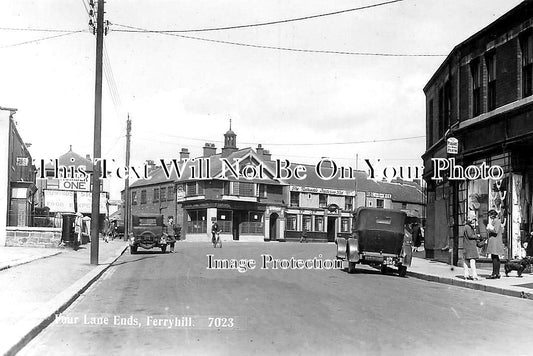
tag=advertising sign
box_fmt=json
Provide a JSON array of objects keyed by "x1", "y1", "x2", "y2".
[
  {"x1": 447, "y1": 137, "x2": 458, "y2": 154},
  {"x1": 77, "y1": 192, "x2": 107, "y2": 214},
  {"x1": 58, "y1": 176, "x2": 90, "y2": 191},
  {"x1": 44, "y1": 190, "x2": 75, "y2": 212}
]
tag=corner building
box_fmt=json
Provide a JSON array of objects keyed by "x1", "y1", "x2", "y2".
[{"x1": 423, "y1": 0, "x2": 533, "y2": 263}]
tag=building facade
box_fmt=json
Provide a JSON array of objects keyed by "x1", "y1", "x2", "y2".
[{"x1": 423, "y1": 0, "x2": 533, "y2": 263}]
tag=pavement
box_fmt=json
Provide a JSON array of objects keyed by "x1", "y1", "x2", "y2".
[
  {"x1": 0, "y1": 239, "x2": 128, "y2": 356},
  {"x1": 0, "y1": 240, "x2": 532, "y2": 355}
]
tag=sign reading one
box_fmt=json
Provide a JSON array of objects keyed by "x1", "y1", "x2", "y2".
[
  {"x1": 58, "y1": 177, "x2": 90, "y2": 191},
  {"x1": 447, "y1": 137, "x2": 458, "y2": 154}
]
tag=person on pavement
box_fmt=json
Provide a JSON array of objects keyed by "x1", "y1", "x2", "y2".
[
  {"x1": 211, "y1": 221, "x2": 221, "y2": 245},
  {"x1": 463, "y1": 217, "x2": 481, "y2": 280},
  {"x1": 300, "y1": 227, "x2": 308, "y2": 243},
  {"x1": 166, "y1": 216, "x2": 177, "y2": 253},
  {"x1": 485, "y1": 209, "x2": 504, "y2": 279}
]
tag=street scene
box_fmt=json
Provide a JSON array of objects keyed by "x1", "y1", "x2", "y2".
[{"x1": 2, "y1": 0, "x2": 533, "y2": 355}]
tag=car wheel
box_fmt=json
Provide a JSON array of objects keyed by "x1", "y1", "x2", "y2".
[
  {"x1": 381, "y1": 264, "x2": 388, "y2": 274},
  {"x1": 398, "y1": 265, "x2": 407, "y2": 277},
  {"x1": 130, "y1": 246, "x2": 137, "y2": 254},
  {"x1": 161, "y1": 245, "x2": 167, "y2": 253},
  {"x1": 348, "y1": 261, "x2": 356, "y2": 274}
]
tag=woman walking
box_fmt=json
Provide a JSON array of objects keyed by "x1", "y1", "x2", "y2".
[
  {"x1": 485, "y1": 210, "x2": 504, "y2": 279},
  {"x1": 463, "y1": 217, "x2": 481, "y2": 280}
]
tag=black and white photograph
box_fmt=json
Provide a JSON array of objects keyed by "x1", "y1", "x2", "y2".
[{"x1": 2, "y1": 0, "x2": 533, "y2": 355}]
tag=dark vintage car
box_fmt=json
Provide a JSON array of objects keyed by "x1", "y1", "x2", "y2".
[
  {"x1": 129, "y1": 214, "x2": 168, "y2": 254},
  {"x1": 335, "y1": 207, "x2": 412, "y2": 277}
]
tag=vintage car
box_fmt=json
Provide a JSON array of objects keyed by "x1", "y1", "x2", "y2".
[
  {"x1": 335, "y1": 207, "x2": 412, "y2": 277},
  {"x1": 129, "y1": 214, "x2": 168, "y2": 254}
]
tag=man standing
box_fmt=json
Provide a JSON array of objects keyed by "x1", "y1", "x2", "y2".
[{"x1": 167, "y1": 216, "x2": 177, "y2": 253}]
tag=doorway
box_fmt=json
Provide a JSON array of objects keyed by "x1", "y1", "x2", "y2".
[
  {"x1": 327, "y1": 217, "x2": 337, "y2": 242},
  {"x1": 269, "y1": 213, "x2": 279, "y2": 241}
]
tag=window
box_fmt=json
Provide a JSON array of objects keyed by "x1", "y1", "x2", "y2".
[
  {"x1": 258, "y1": 184, "x2": 267, "y2": 198},
  {"x1": 187, "y1": 209, "x2": 207, "y2": 233},
  {"x1": 186, "y1": 182, "x2": 197, "y2": 196},
  {"x1": 319, "y1": 194, "x2": 327, "y2": 208},
  {"x1": 140, "y1": 190, "x2": 147, "y2": 204},
  {"x1": 160, "y1": 187, "x2": 166, "y2": 202},
  {"x1": 286, "y1": 214, "x2": 297, "y2": 230},
  {"x1": 471, "y1": 59, "x2": 482, "y2": 117},
  {"x1": 345, "y1": 197, "x2": 353, "y2": 211},
  {"x1": 290, "y1": 191, "x2": 299, "y2": 207},
  {"x1": 376, "y1": 199, "x2": 384, "y2": 208},
  {"x1": 315, "y1": 216, "x2": 324, "y2": 232},
  {"x1": 401, "y1": 202, "x2": 408, "y2": 209},
  {"x1": 217, "y1": 209, "x2": 233, "y2": 233},
  {"x1": 167, "y1": 186, "x2": 174, "y2": 201},
  {"x1": 223, "y1": 181, "x2": 231, "y2": 195},
  {"x1": 341, "y1": 218, "x2": 350, "y2": 232},
  {"x1": 521, "y1": 33, "x2": 533, "y2": 97},
  {"x1": 153, "y1": 188, "x2": 159, "y2": 203},
  {"x1": 303, "y1": 215, "x2": 312, "y2": 231},
  {"x1": 240, "y1": 211, "x2": 264, "y2": 234},
  {"x1": 240, "y1": 182, "x2": 254, "y2": 197},
  {"x1": 131, "y1": 191, "x2": 137, "y2": 205},
  {"x1": 486, "y1": 53, "x2": 496, "y2": 111},
  {"x1": 428, "y1": 99, "x2": 434, "y2": 145}
]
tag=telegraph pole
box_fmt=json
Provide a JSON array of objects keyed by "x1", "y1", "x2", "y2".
[
  {"x1": 90, "y1": 0, "x2": 105, "y2": 265},
  {"x1": 124, "y1": 115, "x2": 131, "y2": 241}
]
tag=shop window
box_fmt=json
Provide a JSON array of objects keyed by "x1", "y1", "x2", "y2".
[
  {"x1": 240, "y1": 211, "x2": 264, "y2": 234},
  {"x1": 486, "y1": 52, "x2": 497, "y2": 111},
  {"x1": 521, "y1": 33, "x2": 533, "y2": 98},
  {"x1": 315, "y1": 216, "x2": 324, "y2": 232},
  {"x1": 319, "y1": 194, "x2": 327, "y2": 208},
  {"x1": 131, "y1": 191, "x2": 137, "y2": 205},
  {"x1": 471, "y1": 58, "x2": 482, "y2": 117},
  {"x1": 286, "y1": 214, "x2": 297, "y2": 230},
  {"x1": 153, "y1": 188, "x2": 159, "y2": 203},
  {"x1": 187, "y1": 209, "x2": 207, "y2": 233},
  {"x1": 345, "y1": 197, "x2": 353, "y2": 211},
  {"x1": 376, "y1": 199, "x2": 384, "y2": 208},
  {"x1": 140, "y1": 190, "x2": 146, "y2": 205},
  {"x1": 341, "y1": 218, "x2": 350, "y2": 232},
  {"x1": 160, "y1": 187, "x2": 166, "y2": 202},
  {"x1": 303, "y1": 215, "x2": 312, "y2": 231},
  {"x1": 290, "y1": 191, "x2": 299, "y2": 207},
  {"x1": 217, "y1": 209, "x2": 233, "y2": 233}
]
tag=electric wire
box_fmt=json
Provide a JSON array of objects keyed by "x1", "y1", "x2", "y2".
[
  {"x1": 111, "y1": 0, "x2": 404, "y2": 33},
  {"x1": 0, "y1": 30, "x2": 85, "y2": 49},
  {"x1": 0, "y1": 27, "x2": 79, "y2": 33},
  {"x1": 112, "y1": 24, "x2": 445, "y2": 57}
]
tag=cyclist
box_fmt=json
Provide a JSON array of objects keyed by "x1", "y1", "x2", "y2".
[{"x1": 211, "y1": 221, "x2": 221, "y2": 247}]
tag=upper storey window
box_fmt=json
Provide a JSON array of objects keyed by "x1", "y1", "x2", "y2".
[
  {"x1": 486, "y1": 53, "x2": 497, "y2": 111},
  {"x1": 471, "y1": 59, "x2": 482, "y2": 117},
  {"x1": 521, "y1": 33, "x2": 533, "y2": 98}
]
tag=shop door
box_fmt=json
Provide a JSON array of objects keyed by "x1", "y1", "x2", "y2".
[
  {"x1": 269, "y1": 213, "x2": 278, "y2": 241},
  {"x1": 233, "y1": 212, "x2": 242, "y2": 240},
  {"x1": 327, "y1": 217, "x2": 337, "y2": 242}
]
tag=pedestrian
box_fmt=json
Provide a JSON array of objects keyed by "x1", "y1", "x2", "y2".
[
  {"x1": 463, "y1": 217, "x2": 481, "y2": 280},
  {"x1": 412, "y1": 222, "x2": 422, "y2": 251},
  {"x1": 300, "y1": 227, "x2": 308, "y2": 243},
  {"x1": 166, "y1": 216, "x2": 177, "y2": 253},
  {"x1": 485, "y1": 209, "x2": 504, "y2": 279},
  {"x1": 211, "y1": 221, "x2": 221, "y2": 246}
]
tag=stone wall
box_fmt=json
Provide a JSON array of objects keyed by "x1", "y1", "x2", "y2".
[{"x1": 5, "y1": 227, "x2": 62, "y2": 248}]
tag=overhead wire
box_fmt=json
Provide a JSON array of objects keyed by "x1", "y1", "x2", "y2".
[
  {"x1": 0, "y1": 30, "x2": 85, "y2": 49},
  {"x1": 111, "y1": 23, "x2": 445, "y2": 57},
  {"x1": 112, "y1": 0, "x2": 404, "y2": 33}
]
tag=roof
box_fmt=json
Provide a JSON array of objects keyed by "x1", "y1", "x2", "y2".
[{"x1": 45, "y1": 146, "x2": 93, "y2": 171}]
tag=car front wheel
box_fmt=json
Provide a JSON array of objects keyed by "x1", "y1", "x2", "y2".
[{"x1": 130, "y1": 246, "x2": 137, "y2": 254}]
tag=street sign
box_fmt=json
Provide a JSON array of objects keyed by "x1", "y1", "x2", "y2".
[{"x1": 447, "y1": 137, "x2": 458, "y2": 154}]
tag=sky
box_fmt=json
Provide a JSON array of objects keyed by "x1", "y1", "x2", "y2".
[{"x1": 0, "y1": 0, "x2": 525, "y2": 199}]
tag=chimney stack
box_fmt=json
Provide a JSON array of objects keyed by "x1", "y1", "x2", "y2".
[
  {"x1": 256, "y1": 144, "x2": 264, "y2": 156},
  {"x1": 262, "y1": 149, "x2": 272, "y2": 161},
  {"x1": 179, "y1": 148, "x2": 190, "y2": 162},
  {"x1": 203, "y1": 143, "x2": 216, "y2": 157}
]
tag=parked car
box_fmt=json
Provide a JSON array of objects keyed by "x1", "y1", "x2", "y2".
[
  {"x1": 129, "y1": 214, "x2": 168, "y2": 254},
  {"x1": 335, "y1": 207, "x2": 412, "y2": 277}
]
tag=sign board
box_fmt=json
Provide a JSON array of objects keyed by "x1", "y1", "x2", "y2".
[
  {"x1": 176, "y1": 185, "x2": 185, "y2": 199},
  {"x1": 107, "y1": 199, "x2": 124, "y2": 205},
  {"x1": 290, "y1": 185, "x2": 356, "y2": 196},
  {"x1": 44, "y1": 190, "x2": 75, "y2": 212},
  {"x1": 365, "y1": 192, "x2": 392, "y2": 199},
  {"x1": 77, "y1": 192, "x2": 107, "y2": 214},
  {"x1": 58, "y1": 176, "x2": 90, "y2": 191},
  {"x1": 16, "y1": 157, "x2": 29, "y2": 166},
  {"x1": 447, "y1": 137, "x2": 458, "y2": 154}
]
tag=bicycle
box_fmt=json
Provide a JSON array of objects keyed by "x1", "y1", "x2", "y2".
[{"x1": 212, "y1": 231, "x2": 222, "y2": 248}]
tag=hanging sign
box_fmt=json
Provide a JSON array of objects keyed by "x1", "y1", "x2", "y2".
[{"x1": 447, "y1": 137, "x2": 459, "y2": 154}]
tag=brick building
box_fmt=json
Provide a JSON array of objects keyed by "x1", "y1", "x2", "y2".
[{"x1": 422, "y1": 0, "x2": 533, "y2": 263}]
